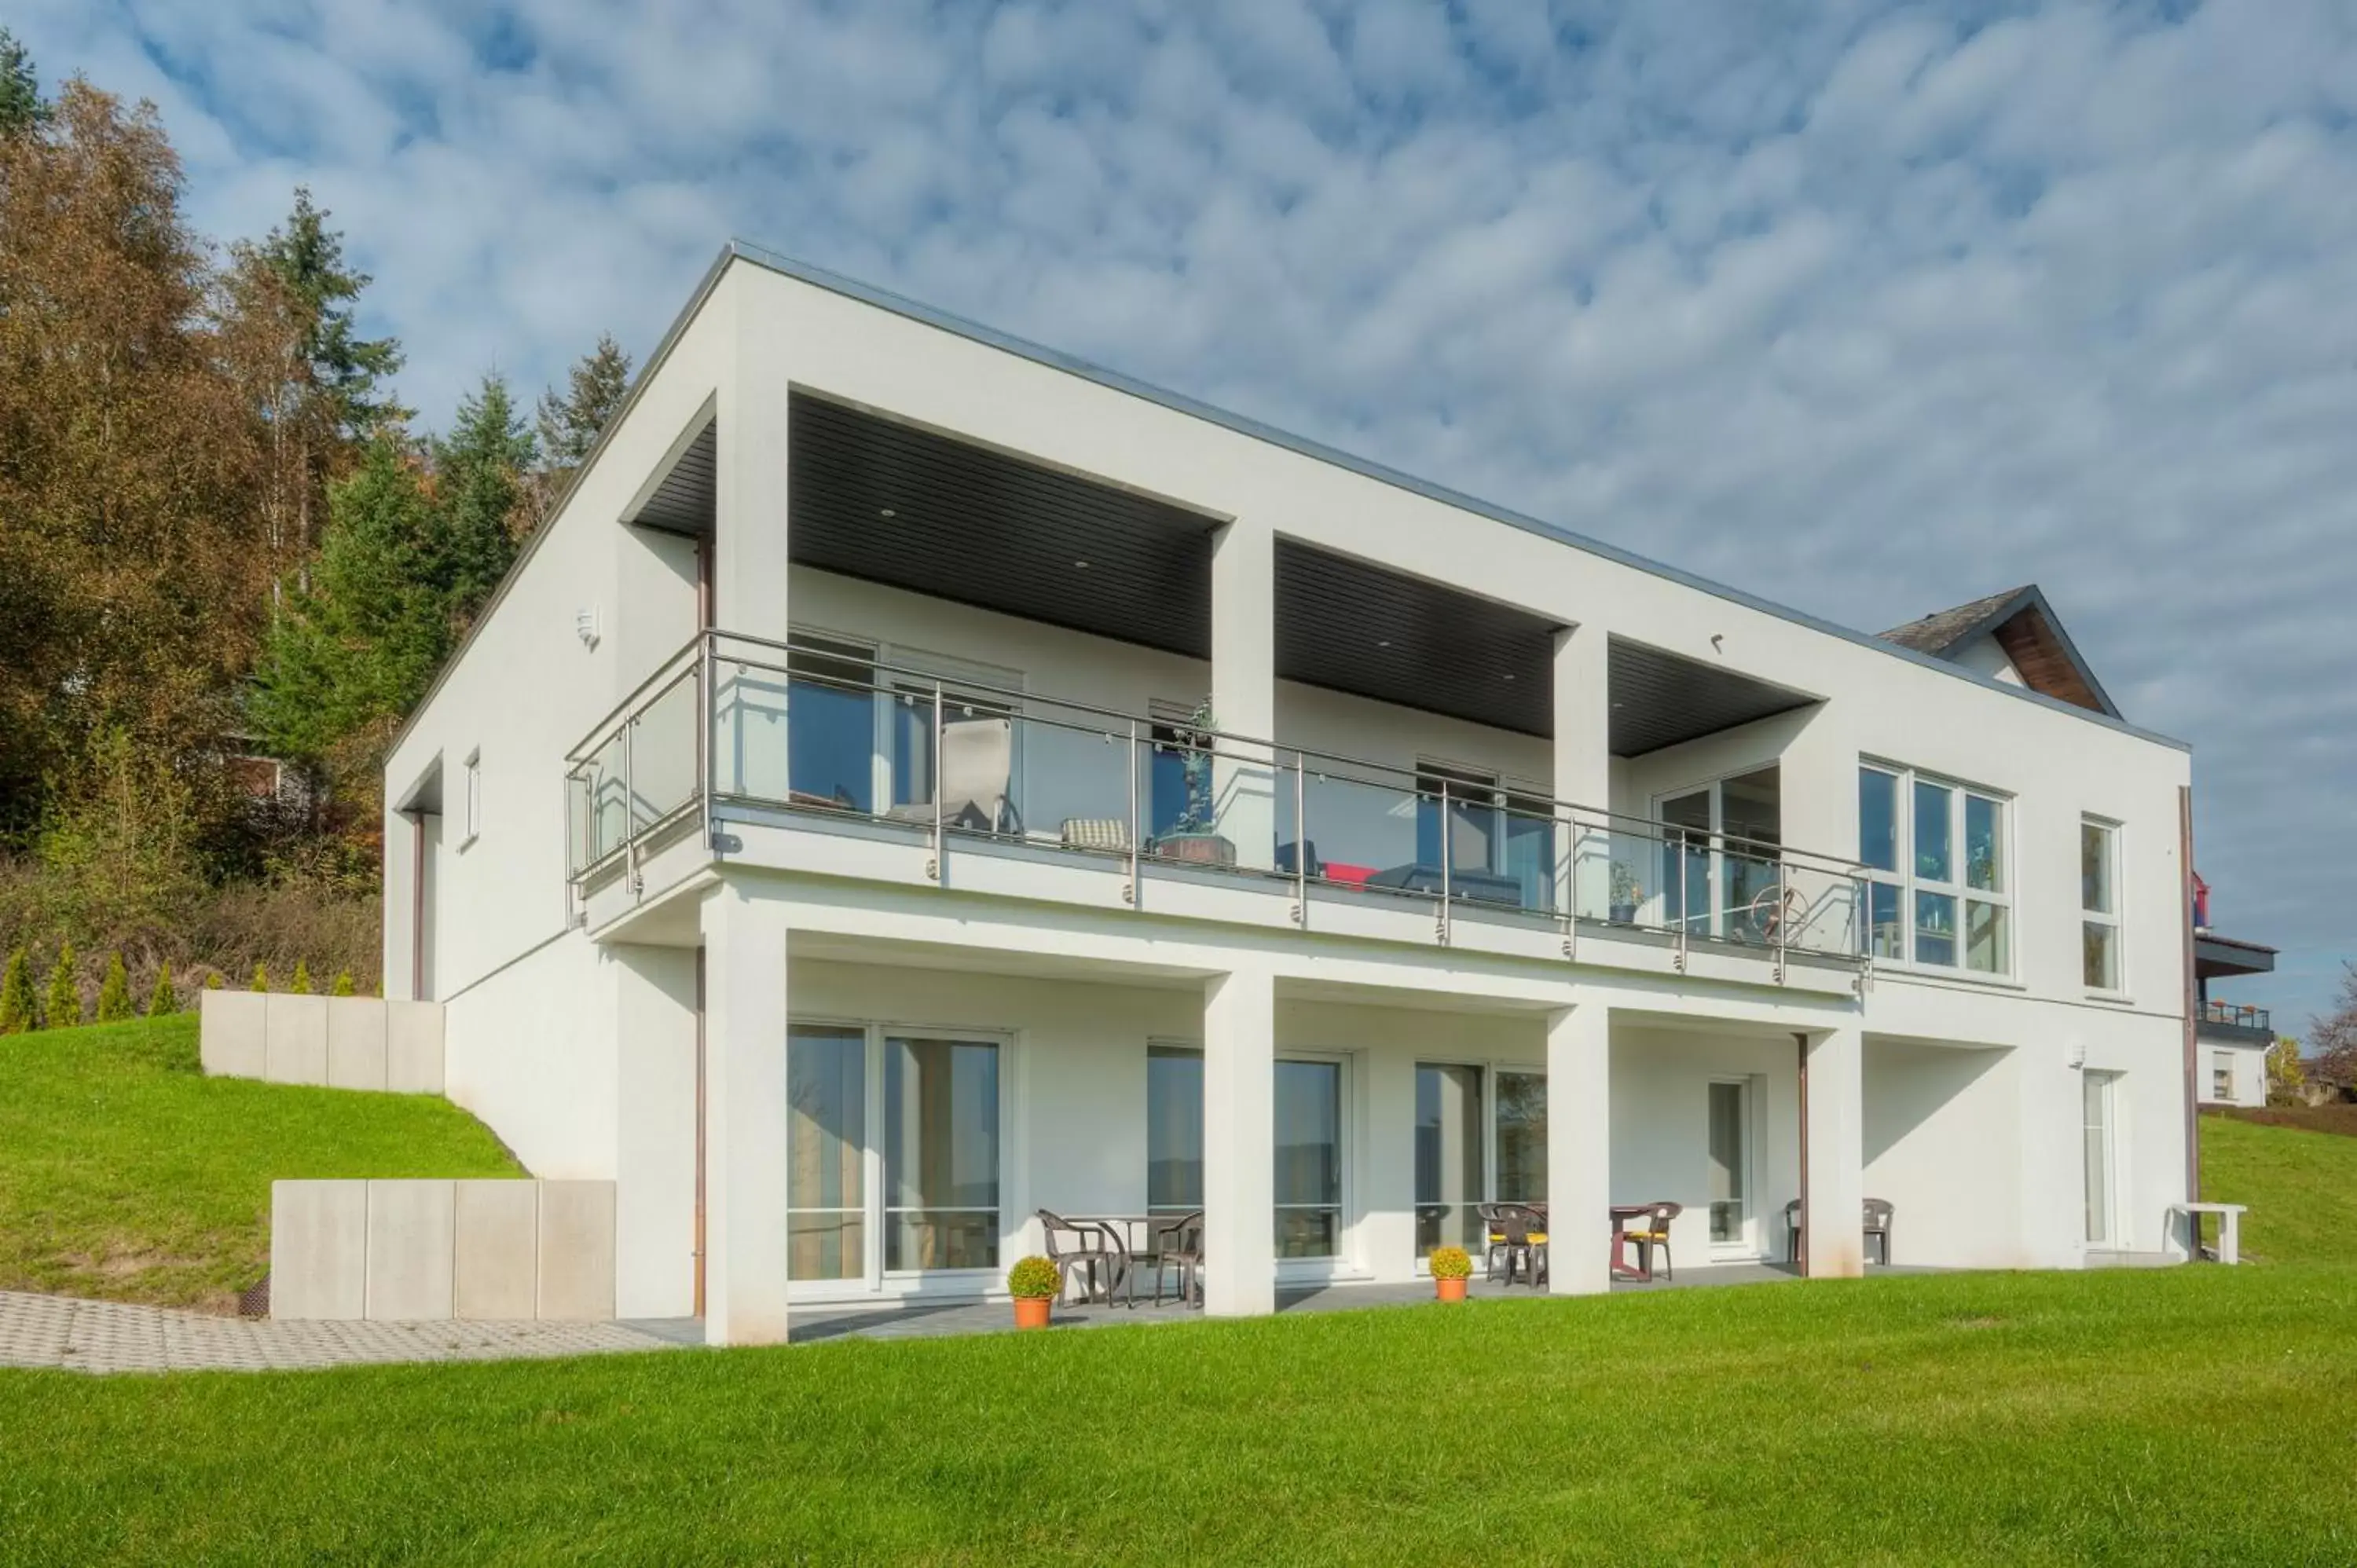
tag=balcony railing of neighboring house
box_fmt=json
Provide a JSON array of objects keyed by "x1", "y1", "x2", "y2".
[
  {"x1": 2200, "y1": 1000, "x2": 2273, "y2": 1039},
  {"x1": 563, "y1": 629, "x2": 1875, "y2": 975}
]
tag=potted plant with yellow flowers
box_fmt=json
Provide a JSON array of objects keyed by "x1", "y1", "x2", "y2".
[
  {"x1": 1428, "y1": 1245, "x2": 1472, "y2": 1302},
  {"x1": 1007, "y1": 1255, "x2": 1061, "y2": 1329}
]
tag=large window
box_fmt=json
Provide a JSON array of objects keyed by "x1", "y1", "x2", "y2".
[
  {"x1": 787, "y1": 1024, "x2": 1003, "y2": 1284},
  {"x1": 1274, "y1": 1059, "x2": 1344, "y2": 1258},
  {"x1": 1494, "y1": 1072, "x2": 1547, "y2": 1205},
  {"x1": 1415, "y1": 1063, "x2": 1484, "y2": 1257},
  {"x1": 1655, "y1": 767, "x2": 1782, "y2": 943},
  {"x1": 786, "y1": 638, "x2": 879, "y2": 812},
  {"x1": 1146, "y1": 1045, "x2": 1204, "y2": 1215},
  {"x1": 1859, "y1": 764, "x2": 2011, "y2": 975},
  {"x1": 884, "y1": 1036, "x2": 1001, "y2": 1271},
  {"x1": 787, "y1": 1025, "x2": 867, "y2": 1281},
  {"x1": 2082, "y1": 817, "x2": 2123, "y2": 991}
]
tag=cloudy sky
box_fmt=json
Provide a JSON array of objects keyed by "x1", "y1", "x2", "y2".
[{"x1": 18, "y1": 0, "x2": 2355, "y2": 1030}]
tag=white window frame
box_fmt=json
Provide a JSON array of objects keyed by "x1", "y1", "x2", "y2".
[
  {"x1": 784, "y1": 1016, "x2": 1016, "y2": 1304},
  {"x1": 1858, "y1": 761, "x2": 2014, "y2": 978},
  {"x1": 2210, "y1": 1050, "x2": 2234, "y2": 1103},
  {"x1": 2081, "y1": 815, "x2": 2126, "y2": 997},
  {"x1": 2082, "y1": 1069, "x2": 2124, "y2": 1247},
  {"x1": 1706, "y1": 1074, "x2": 1766, "y2": 1259},
  {"x1": 1274, "y1": 1050, "x2": 1355, "y2": 1283},
  {"x1": 460, "y1": 749, "x2": 482, "y2": 848},
  {"x1": 1651, "y1": 764, "x2": 1783, "y2": 943}
]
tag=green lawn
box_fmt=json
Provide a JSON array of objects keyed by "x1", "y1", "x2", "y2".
[
  {"x1": 0, "y1": 1015, "x2": 522, "y2": 1310},
  {"x1": 3, "y1": 1055, "x2": 2355, "y2": 1564},
  {"x1": 2, "y1": 1266, "x2": 2354, "y2": 1564},
  {"x1": 2199, "y1": 1109, "x2": 2357, "y2": 1265}
]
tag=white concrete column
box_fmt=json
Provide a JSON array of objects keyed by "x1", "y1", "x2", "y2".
[
  {"x1": 1202, "y1": 965, "x2": 1276, "y2": 1316},
  {"x1": 710, "y1": 303, "x2": 795, "y2": 801},
  {"x1": 1546, "y1": 1002, "x2": 1612, "y2": 1295},
  {"x1": 1209, "y1": 518, "x2": 1277, "y2": 871},
  {"x1": 1551, "y1": 623, "x2": 1609, "y2": 918},
  {"x1": 699, "y1": 878, "x2": 792, "y2": 1345},
  {"x1": 614, "y1": 943, "x2": 700, "y2": 1321},
  {"x1": 1803, "y1": 1025, "x2": 1866, "y2": 1279}
]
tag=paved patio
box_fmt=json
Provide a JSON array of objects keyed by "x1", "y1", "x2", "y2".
[
  {"x1": 0, "y1": 1291, "x2": 684, "y2": 1375},
  {"x1": 0, "y1": 1262, "x2": 1904, "y2": 1370},
  {"x1": 786, "y1": 1260, "x2": 1830, "y2": 1343}
]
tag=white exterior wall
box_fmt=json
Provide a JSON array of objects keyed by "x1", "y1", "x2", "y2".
[
  {"x1": 2196, "y1": 1039, "x2": 2268, "y2": 1108},
  {"x1": 376, "y1": 252, "x2": 2201, "y2": 1336}
]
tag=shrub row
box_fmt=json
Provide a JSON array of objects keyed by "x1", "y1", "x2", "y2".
[{"x1": 0, "y1": 947, "x2": 365, "y2": 1033}]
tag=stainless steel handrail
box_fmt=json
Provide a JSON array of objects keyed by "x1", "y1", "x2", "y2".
[
  {"x1": 570, "y1": 625, "x2": 1875, "y2": 960},
  {"x1": 669, "y1": 627, "x2": 1867, "y2": 877}
]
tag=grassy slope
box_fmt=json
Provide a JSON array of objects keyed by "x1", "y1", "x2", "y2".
[
  {"x1": 2199, "y1": 1109, "x2": 2357, "y2": 1266},
  {"x1": 0, "y1": 1015, "x2": 522, "y2": 1310},
  {"x1": 2, "y1": 1267, "x2": 2355, "y2": 1565}
]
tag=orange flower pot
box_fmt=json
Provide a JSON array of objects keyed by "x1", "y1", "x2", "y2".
[
  {"x1": 1435, "y1": 1277, "x2": 1468, "y2": 1302},
  {"x1": 1014, "y1": 1295, "x2": 1054, "y2": 1329}
]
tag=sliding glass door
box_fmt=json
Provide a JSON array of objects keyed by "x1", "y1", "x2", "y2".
[
  {"x1": 1147, "y1": 1044, "x2": 1205, "y2": 1218},
  {"x1": 1275, "y1": 1059, "x2": 1344, "y2": 1258},
  {"x1": 786, "y1": 1023, "x2": 1004, "y2": 1289},
  {"x1": 1415, "y1": 1063, "x2": 1483, "y2": 1257}
]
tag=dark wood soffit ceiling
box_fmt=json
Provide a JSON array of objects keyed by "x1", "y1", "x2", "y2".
[
  {"x1": 1607, "y1": 636, "x2": 1819, "y2": 757},
  {"x1": 1275, "y1": 540, "x2": 1560, "y2": 737},
  {"x1": 631, "y1": 420, "x2": 716, "y2": 535},
  {"x1": 787, "y1": 393, "x2": 1217, "y2": 657}
]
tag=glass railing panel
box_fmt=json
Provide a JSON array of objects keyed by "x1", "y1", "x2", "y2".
[
  {"x1": 575, "y1": 729, "x2": 628, "y2": 866},
  {"x1": 1776, "y1": 861, "x2": 1864, "y2": 959},
  {"x1": 1006, "y1": 709, "x2": 1131, "y2": 852},
  {"x1": 630, "y1": 669, "x2": 698, "y2": 833},
  {"x1": 710, "y1": 658, "x2": 792, "y2": 804},
  {"x1": 1294, "y1": 765, "x2": 1422, "y2": 896}
]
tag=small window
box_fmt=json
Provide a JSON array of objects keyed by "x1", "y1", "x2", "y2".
[
  {"x1": 2211, "y1": 1052, "x2": 2234, "y2": 1101},
  {"x1": 2082, "y1": 818, "x2": 2123, "y2": 991},
  {"x1": 462, "y1": 750, "x2": 482, "y2": 844}
]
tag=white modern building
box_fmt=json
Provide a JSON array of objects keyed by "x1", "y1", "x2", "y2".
[{"x1": 383, "y1": 244, "x2": 2206, "y2": 1346}]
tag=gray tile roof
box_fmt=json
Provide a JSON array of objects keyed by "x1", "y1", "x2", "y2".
[{"x1": 1878, "y1": 588, "x2": 2034, "y2": 655}]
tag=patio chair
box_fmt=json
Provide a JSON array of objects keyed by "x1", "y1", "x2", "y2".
[
  {"x1": 1479, "y1": 1202, "x2": 1549, "y2": 1287},
  {"x1": 1784, "y1": 1197, "x2": 1896, "y2": 1266},
  {"x1": 1622, "y1": 1201, "x2": 1681, "y2": 1282},
  {"x1": 1146, "y1": 1211, "x2": 1204, "y2": 1307},
  {"x1": 1864, "y1": 1197, "x2": 1893, "y2": 1266},
  {"x1": 1036, "y1": 1209, "x2": 1123, "y2": 1304}
]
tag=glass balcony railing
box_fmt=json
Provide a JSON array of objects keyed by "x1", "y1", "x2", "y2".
[
  {"x1": 2201, "y1": 1001, "x2": 2272, "y2": 1035},
  {"x1": 565, "y1": 629, "x2": 1873, "y2": 968}
]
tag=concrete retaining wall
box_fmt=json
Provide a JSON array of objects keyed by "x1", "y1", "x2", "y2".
[
  {"x1": 270, "y1": 1179, "x2": 616, "y2": 1321},
  {"x1": 202, "y1": 991, "x2": 444, "y2": 1094}
]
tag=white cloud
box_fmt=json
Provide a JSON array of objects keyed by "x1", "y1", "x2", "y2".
[{"x1": 12, "y1": 0, "x2": 2357, "y2": 1025}]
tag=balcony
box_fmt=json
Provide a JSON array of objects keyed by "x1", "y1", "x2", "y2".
[
  {"x1": 565, "y1": 631, "x2": 1871, "y2": 980},
  {"x1": 2199, "y1": 1001, "x2": 2273, "y2": 1044}
]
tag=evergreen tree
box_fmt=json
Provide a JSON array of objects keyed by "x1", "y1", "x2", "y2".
[
  {"x1": 291, "y1": 958, "x2": 312, "y2": 995},
  {"x1": 434, "y1": 374, "x2": 537, "y2": 617},
  {"x1": 0, "y1": 27, "x2": 46, "y2": 137},
  {"x1": 95, "y1": 953, "x2": 133, "y2": 1022},
  {"x1": 147, "y1": 963, "x2": 177, "y2": 1017},
  {"x1": 0, "y1": 949, "x2": 34, "y2": 1033},
  {"x1": 226, "y1": 188, "x2": 405, "y2": 577},
  {"x1": 537, "y1": 334, "x2": 631, "y2": 467},
  {"x1": 42, "y1": 943, "x2": 78, "y2": 1028},
  {"x1": 250, "y1": 436, "x2": 448, "y2": 773},
  {"x1": 251, "y1": 962, "x2": 269, "y2": 992},
  {"x1": 332, "y1": 969, "x2": 355, "y2": 996}
]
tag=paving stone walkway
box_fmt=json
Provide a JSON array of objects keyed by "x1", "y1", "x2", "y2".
[{"x1": 0, "y1": 1291, "x2": 686, "y2": 1375}]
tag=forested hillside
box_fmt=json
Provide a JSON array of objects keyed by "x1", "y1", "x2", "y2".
[{"x1": 0, "y1": 35, "x2": 630, "y2": 1016}]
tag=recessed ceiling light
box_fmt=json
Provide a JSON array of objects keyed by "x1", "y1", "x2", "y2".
[
  {"x1": 1376, "y1": 639, "x2": 1392, "y2": 649},
  {"x1": 879, "y1": 507, "x2": 896, "y2": 518},
  {"x1": 1502, "y1": 672, "x2": 1516, "y2": 681},
  {"x1": 1073, "y1": 559, "x2": 1090, "y2": 570}
]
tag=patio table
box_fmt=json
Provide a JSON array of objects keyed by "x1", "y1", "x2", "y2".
[
  {"x1": 1610, "y1": 1204, "x2": 1654, "y2": 1281},
  {"x1": 1067, "y1": 1214, "x2": 1192, "y2": 1305}
]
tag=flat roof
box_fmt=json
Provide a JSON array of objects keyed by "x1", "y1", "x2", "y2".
[{"x1": 388, "y1": 242, "x2": 2194, "y2": 763}]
